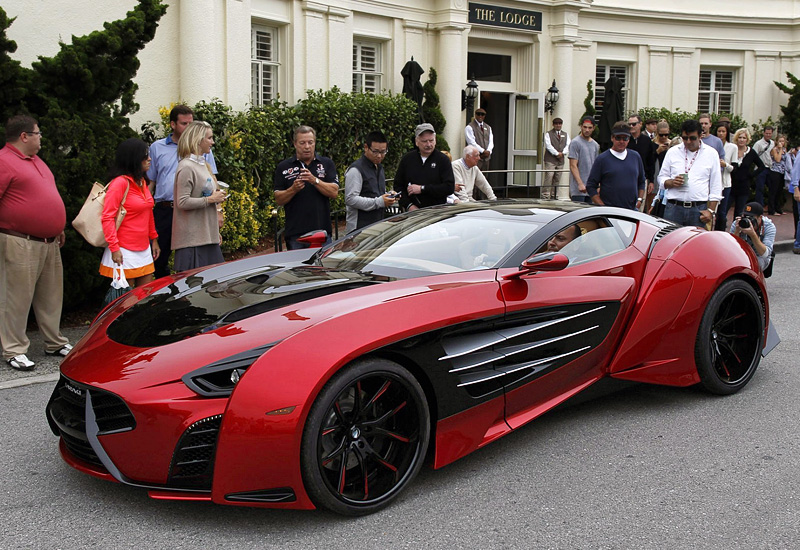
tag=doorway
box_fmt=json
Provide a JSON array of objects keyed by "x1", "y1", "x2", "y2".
[{"x1": 474, "y1": 91, "x2": 509, "y2": 189}]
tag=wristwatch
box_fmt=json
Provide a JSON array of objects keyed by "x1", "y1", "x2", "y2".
[{"x1": 314, "y1": 177, "x2": 319, "y2": 185}]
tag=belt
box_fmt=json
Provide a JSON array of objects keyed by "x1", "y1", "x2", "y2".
[
  {"x1": 667, "y1": 199, "x2": 707, "y2": 208},
  {"x1": 0, "y1": 227, "x2": 58, "y2": 243},
  {"x1": 155, "y1": 201, "x2": 174, "y2": 209}
]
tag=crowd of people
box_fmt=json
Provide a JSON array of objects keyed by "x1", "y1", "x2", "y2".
[{"x1": 1, "y1": 105, "x2": 797, "y2": 371}]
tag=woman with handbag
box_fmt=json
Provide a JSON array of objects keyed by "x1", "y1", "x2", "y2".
[
  {"x1": 172, "y1": 121, "x2": 227, "y2": 272},
  {"x1": 99, "y1": 138, "x2": 160, "y2": 288}
]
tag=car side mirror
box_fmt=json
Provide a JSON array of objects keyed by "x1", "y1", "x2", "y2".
[
  {"x1": 297, "y1": 230, "x2": 329, "y2": 248},
  {"x1": 502, "y1": 251, "x2": 569, "y2": 280}
]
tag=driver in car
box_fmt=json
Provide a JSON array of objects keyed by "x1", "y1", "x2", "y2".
[{"x1": 547, "y1": 225, "x2": 581, "y2": 252}]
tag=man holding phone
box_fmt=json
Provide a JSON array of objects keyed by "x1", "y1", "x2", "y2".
[
  {"x1": 344, "y1": 130, "x2": 397, "y2": 233},
  {"x1": 274, "y1": 125, "x2": 339, "y2": 249}
]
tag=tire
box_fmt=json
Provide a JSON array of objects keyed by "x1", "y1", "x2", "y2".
[
  {"x1": 300, "y1": 359, "x2": 430, "y2": 515},
  {"x1": 694, "y1": 279, "x2": 764, "y2": 395}
]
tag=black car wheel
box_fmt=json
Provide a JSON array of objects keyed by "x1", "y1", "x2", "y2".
[
  {"x1": 300, "y1": 359, "x2": 430, "y2": 515},
  {"x1": 694, "y1": 279, "x2": 763, "y2": 395}
]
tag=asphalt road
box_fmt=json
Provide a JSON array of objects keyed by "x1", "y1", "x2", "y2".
[{"x1": 1, "y1": 254, "x2": 799, "y2": 549}]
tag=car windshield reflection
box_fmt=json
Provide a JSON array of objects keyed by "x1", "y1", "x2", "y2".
[{"x1": 317, "y1": 207, "x2": 541, "y2": 274}]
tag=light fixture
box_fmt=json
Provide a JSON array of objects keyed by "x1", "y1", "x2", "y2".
[
  {"x1": 545, "y1": 79, "x2": 559, "y2": 114},
  {"x1": 462, "y1": 76, "x2": 480, "y2": 124}
]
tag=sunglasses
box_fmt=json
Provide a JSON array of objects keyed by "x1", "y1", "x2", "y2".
[
  {"x1": 658, "y1": 133, "x2": 670, "y2": 137},
  {"x1": 475, "y1": 112, "x2": 486, "y2": 116},
  {"x1": 628, "y1": 122, "x2": 639, "y2": 126},
  {"x1": 681, "y1": 135, "x2": 700, "y2": 142},
  {"x1": 612, "y1": 135, "x2": 630, "y2": 142}
]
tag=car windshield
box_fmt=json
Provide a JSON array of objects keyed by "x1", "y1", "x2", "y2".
[{"x1": 316, "y1": 206, "x2": 542, "y2": 275}]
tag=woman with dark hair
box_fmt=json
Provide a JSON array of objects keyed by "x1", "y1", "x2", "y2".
[{"x1": 99, "y1": 138, "x2": 160, "y2": 288}]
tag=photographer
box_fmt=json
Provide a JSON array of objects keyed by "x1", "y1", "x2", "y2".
[{"x1": 731, "y1": 201, "x2": 775, "y2": 274}]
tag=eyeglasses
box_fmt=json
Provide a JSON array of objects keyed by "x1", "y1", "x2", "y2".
[
  {"x1": 612, "y1": 135, "x2": 630, "y2": 142},
  {"x1": 681, "y1": 135, "x2": 700, "y2": 142},
  {"x1": 475, "y1": 112, "x2": 486, "y2": 117},
  {"x1": 628, "y1": 122, "x2": 639, "y2": 126},
  {"x1": 369, "y1": 148, "x2": 389, "y2": 156},
  {"x1": 25, "y1": 131, "x2": 43, "y2": 137},
  {"x1": 658, "y1": 133, "x2": 670, "y2": 137}
]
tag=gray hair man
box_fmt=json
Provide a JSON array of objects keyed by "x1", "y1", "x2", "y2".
[{"x1": 450, "y1": 145, "x2": 497, "y2": 203}]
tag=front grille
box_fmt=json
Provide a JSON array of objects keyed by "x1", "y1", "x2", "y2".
[
  {"x1": 167, "y1": 415, "x2": 222, "y2": 490},
  {"x1": 46, "y1": 376, "x2": 136, "y2": 467}
]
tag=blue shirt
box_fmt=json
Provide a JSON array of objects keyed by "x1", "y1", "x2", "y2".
[
  {"x1": 147, "y1": 134, "x2": 217, "y2": 202},
  {"x1": 702, "y1": 134, "x2": 726, "y2": 160},
  {"x1": 586, "y1": 149, "x2": 646, "y2": 210}
]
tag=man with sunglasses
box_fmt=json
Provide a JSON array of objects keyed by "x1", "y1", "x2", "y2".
[
  {"x1": 627, "y1": 114, "x2": 656, "y2": 211},
  {"x1": 465, "y1": 108, "x2": 493, "y2": 172},
  {"x1": 344, "y1": 130, "x2": 397, "y2": 233},
  {"x1": 657, "y1": 119, "x2": 722, "y2": 228},
  {"x1": 585, "y1": 121, "x2": 646, "y2": 210}
]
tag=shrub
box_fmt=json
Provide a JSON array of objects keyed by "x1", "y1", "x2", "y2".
[{"x1": 634, "y1": 107, "x2": 749, "y2": 137}]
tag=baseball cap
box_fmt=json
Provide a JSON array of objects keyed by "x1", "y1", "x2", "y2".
[
  {"x1": 611, "y1": 121, "x2": 631, "y2": 136},
  {"x1": 744, "y1": 202, "x2": 764, "y2": 216},
  {"x1": 579, "y1": 115, "x2": 595, "y2": 126},
  {"x1": 415, "y1": 123, "x2": 435, "y2": 138}
]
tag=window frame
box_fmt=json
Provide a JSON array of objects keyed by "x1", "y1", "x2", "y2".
[
  {"x1": 251, "y1": 24, "x2": 279, "y2": 106},
  {"x1": 352, "y1": 40, "x2": 383, "y2": 94},
  {"x1": 697, "y1": 68, "x2": 736, "y2": 114}
]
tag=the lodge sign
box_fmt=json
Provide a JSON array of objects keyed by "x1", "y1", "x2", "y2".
[{"x1": 468, "y1": 3, "x2": 542, "y2": 32}]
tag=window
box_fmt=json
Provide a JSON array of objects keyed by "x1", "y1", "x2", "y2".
[
  {"x1": 594, "y1": 64, "x2": 629, "y2": 121},
  {"x1": 698, "y1": 69, "x2": 735, "y2": 114},
  {"x1": 353, "y1": 41, "x2": 381, "y2": 93},
  {"x1": 467, "y1": 53, "x2": 512, "y2": 83},
  {"x1": 251, "y1": 25, "x2": 278, "y2": 105}
]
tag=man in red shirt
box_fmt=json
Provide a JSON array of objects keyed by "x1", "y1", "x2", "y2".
[{"x1": 0, "y1": 115, "x2": 72, "y2": 370}]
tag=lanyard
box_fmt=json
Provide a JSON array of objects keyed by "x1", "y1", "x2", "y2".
[{"x1": 684, "y1": 143, "x2": 701, "y2": 173}]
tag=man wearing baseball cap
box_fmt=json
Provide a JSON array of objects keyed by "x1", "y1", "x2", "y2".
[
  {"x1": 731, "y1": 201, "x2": 776, "y2": 274},
  {"x1": 585, "y1": 121, "x2": 646, "y2": 210},
  {"x1": 568, "y1": 116, "x2": 600, "y2": 203},
  {"x1": 394, "y1": 123, "x2": 454, "y2": 211}
]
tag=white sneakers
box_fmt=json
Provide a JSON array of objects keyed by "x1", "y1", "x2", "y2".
[
  {"x1": 6, "y1": 344, "x2": 73, "y2": 371},
  {"x1": 45, "y1": 344, "x2": 73, "y2": 357},
  {"x1": 7, "y1": 354, "x2": 35, "y2": 371}
]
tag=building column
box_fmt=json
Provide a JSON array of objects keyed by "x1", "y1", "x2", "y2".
[
  {"x1": 180, "y1": 0, "x2": 225, "y2": 103},
  {"x1": 648, "y1": 46, "x2": 672, "y2": 109},
  {"x1": 327, "y1": 7, "x2": 352, "y2": 91},
  {"x1": 433, "y1": 23, "x2": 469, "y2": 155},
  {"x1": 300, "y1": 1, "x2": 329, "y2": 93},
  {"x1": 671, "y1": 47, "x2": 696, "y2": 111},
  {"x1": 551, "y1": 39, "x2": 576, "y2": 200},
  {"x1": 753, "y1": 51, "x2": 780, "y2": 119}
]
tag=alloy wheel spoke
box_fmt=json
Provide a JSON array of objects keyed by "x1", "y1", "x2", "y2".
[
  {"x1": 337, "y1": 446, "x2": 351, "y2": 494},
  {"x1": 364, "y1": 380, "x2": 392, "y2": 411},
  {"x1": 373, "y1": 427, "x2": 412, "y2": 443},
  {"x1": 361, "y1": 400, "x2": 408, "y2": 429},
  {"x1": 321, "y1": 437, "x2": 348, "y2": 466}
]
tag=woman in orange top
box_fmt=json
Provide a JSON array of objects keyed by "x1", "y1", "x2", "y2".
[{"x1": 99, "y1": 138, "x2": 160, "y2": 288}]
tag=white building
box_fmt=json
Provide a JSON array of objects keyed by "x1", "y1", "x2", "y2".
[{"x1": 6, "y1": 0, "x2": 800, "y2": 177}]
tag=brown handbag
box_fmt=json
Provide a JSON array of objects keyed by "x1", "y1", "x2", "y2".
[{"x1": 72, "y1": 179, "x2": 130, "y2": 247}]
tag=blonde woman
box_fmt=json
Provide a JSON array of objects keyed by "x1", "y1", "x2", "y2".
[
  {"x1": 730, "y1": 128, "x2": 765, "y2": 218},
  {"x1": 172, "y1": 121, "x2": 227, "y2": 272}
]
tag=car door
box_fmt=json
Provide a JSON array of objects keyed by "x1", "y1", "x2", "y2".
[{"x1": 496, "y1": 216, "x2": 649, "y2": 430}]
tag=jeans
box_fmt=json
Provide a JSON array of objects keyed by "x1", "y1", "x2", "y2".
[
  {"x1": 663, "y1": 201, "x2": 707, "y2": 228},
  {"x1": 153, "y1": 205, "x2": 173, "y2": 279},
  {"x1": 754, "y1": 169, "x2": 768, "y2": 205}
]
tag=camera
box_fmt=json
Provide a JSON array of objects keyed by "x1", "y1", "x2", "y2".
[{"x1": 739, "y1": 214, "x2": 756, "y2": 229}]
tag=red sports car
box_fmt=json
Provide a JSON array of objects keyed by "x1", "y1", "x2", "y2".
[{"x1": 47, "y1": 201, "x2": 778, "y2": 515}]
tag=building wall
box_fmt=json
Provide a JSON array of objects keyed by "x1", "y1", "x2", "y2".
[{"x1": 4, "y1": 0, "x2": 800, "y2": 150}]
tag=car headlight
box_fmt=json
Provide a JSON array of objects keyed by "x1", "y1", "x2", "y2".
[{"x1": 182, "y1": 343, "x2": 277, "y2": 397}]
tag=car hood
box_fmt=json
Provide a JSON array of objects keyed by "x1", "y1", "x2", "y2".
[{"x1": 106, "y1": 262, "x2": 390, "y2": 348}]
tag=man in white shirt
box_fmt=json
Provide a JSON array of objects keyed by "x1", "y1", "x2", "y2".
[
  {"x1": 657, "y1": 119, "x2": 722, "y2": 228},
  {"x1": 464, "y1": 109, "x2": 493, "y2": 172},
  {"x1": 542, "y1": 118, "x2": 571, "y2": 200},
  {"x1": 752, "y1": 126, "x2": 775, "y2": 206},
  {"x1": 449, "y1": 146, "x2": 497, "y2": 203}
]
